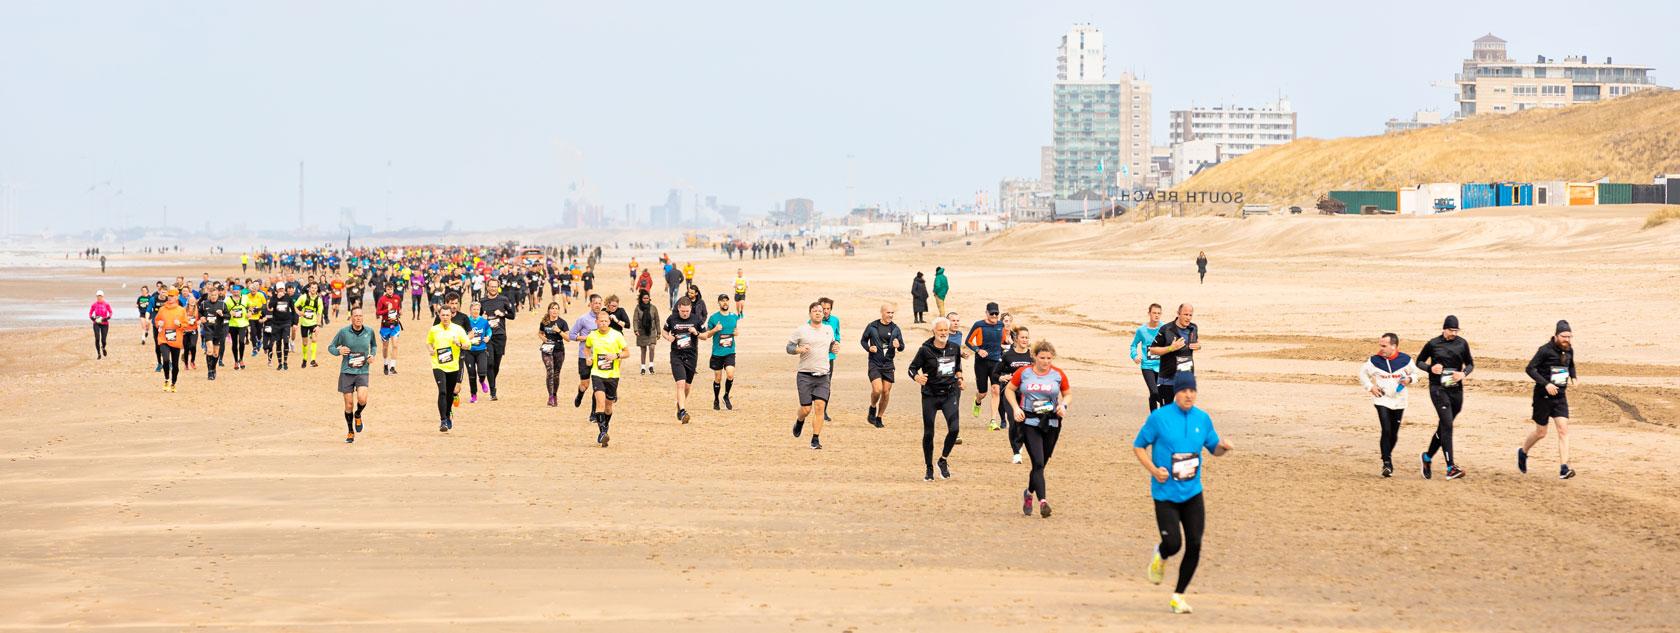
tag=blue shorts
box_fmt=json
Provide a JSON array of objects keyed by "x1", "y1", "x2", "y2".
[{"x1": 379, "y1": 324, "x2": 402, "y2": 339}]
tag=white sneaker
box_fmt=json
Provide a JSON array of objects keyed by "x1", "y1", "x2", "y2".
[{"x1": 1011, "y1": 453, "x2": 1022, "y2": 464}]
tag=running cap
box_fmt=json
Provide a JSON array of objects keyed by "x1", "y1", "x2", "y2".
[
  {"x1": 1556, "y1": 319, "x2": 1571, "y2": 334},
  {"x1": 96, "y1": 290, "x2": 104, "y2": 296},
  {"x1": 986, "y1": 302, "x2": 1000, "y2": 315},
  {"x1": 717, "y1": 293, "x2": 729, "y2": 301},
  {"x1": 1442, "y1": 315, "x2": 1460, "y2": 330},
  {"x1": 1174, "y1": 373, "x2": 1198, "y2": 393}
]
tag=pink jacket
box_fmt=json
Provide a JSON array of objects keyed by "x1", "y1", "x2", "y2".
[{"x1": 89, "y1": 300, "x2": 113, "y2": 323}]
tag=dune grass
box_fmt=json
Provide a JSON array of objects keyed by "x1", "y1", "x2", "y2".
[{"x1": 1645, "y1": 206, "x2": 1680, "y2": 229}]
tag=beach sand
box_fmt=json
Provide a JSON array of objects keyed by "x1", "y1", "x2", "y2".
[{"x1": 4, "y1": 208, "x2": 1679, "y2": 631}]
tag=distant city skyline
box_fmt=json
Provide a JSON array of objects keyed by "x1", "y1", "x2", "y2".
[{"x1": 2, "y1": 1, "x2": 1675, "y2": 233}]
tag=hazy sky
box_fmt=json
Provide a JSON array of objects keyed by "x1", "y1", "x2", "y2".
[{"x1": 2, "y1": 0, "x2": 1676, "y2": 233}]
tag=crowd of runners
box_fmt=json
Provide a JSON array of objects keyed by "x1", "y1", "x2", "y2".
[{"x1": 104, "y1": 242, "x2": 1583, "y2": 615}]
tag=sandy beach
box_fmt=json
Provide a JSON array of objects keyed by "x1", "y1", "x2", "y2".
[{"x1": 4, "y1": 207, "x2": 1679, "y2": 631}]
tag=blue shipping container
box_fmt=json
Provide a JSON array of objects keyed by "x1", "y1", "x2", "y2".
[
  {"x1": 1494, "y1": 182, "x2": 1533, "y2": 206},
  {"x1": 1461, "y1": 183, "x2": 1496, "y2": 209}
]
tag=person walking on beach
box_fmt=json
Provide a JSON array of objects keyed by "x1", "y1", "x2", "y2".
[
  {"x1": 328, "y1": 307, "x2": 376, "y2": 443},
  {"x1": 633, "y1": 290, "x2": 661, "y2": 374},
  {"x1": 1519, "y1": 320, "x2": 1578, "y2": 480},
  {"x1": 910, "y1": 272, "x2": 929, "y2": 324},
  {"x1": 1195, "y1": 251, "x2": 1208, "y2": 284},
  {"x1": 932, "y1": 267, "x2": 949, "y2": 315},
  {"x1": 89, "y1": 290, "x2": 112, "y2": 359},
  {"x1": 1358, "y1": 333, "x2": 1415, "y2": 478}
]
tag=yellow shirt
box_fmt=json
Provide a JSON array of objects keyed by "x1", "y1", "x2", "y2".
[
  {"x1": 585, "y1": 329, "x2": 628, "y2": 379},
  {"x1": 734, "y1": 277, "x2": 747, "y2": 294},
  {"x1": 427, "y1": 323, "x2": 470, "y2": 372},
  {"x1": 682, "y1": 264, "x2": 695, "y2": 280}
]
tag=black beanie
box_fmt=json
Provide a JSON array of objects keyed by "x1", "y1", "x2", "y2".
[
  {"x1": 1443, "y1": 315, "x2": 1459, "y2": 329},
  {"x1": 1556, "y1": 319, "x2": 1571, "y2": 334}
]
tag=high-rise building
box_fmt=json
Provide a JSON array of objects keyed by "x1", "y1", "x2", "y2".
[
  {"x1": 1168, "y1": 99, "x2": 1297, "y2": 158},
  {"x1": 1456, "y1": 34, "x2": 1658, "y2": 117},
  {"x1": 1057, "y1": 25, "x2": 1105, "y2": 81},
  {"x1": 1052, "y1": 71, "x2": 1150, "y2": 197}
]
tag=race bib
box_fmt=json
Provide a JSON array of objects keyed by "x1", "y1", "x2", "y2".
[
  {"x1": 164, "y1": 330, "x2": 178, "y2": 342},
  {"x1": 205, "y1": 316, "x2": 217, "y2": 324},
  {"x1": 718, "y1": 334, "x2": 734, "y2": 348},
  {"x1": 1441, "y1": 367, "x2": 1460, "y2": 387},
  {"x1": 264, "y1": 325, "x2": 274, "y2": 334},
  {"x1": 276, "y1": 302, "x2": 289, "y2": 311},
  {"x1": 937, "y1": 356, "x2": 956, "y2": 376},
  {"x1": 1176, "y1": 357, "x2": 1194, "y2": 373},
  {"x1": 489, "y1": 317, "x2": 503, "y2": 328},
  {"x1": 348, "y1": 354, "x2": 366, "y2": 368},
  {"x1": 435, "y1": 347, "x2": 455, "y2": 364},
  {"x1": 540, "y1": 343, "x2": 555, "y2": 354},
  {"x1": 231, "y1": 307, "x2": 245, "y2": 318},
  {"x1": 1550, "y1": 366, "x2": 1569, "y2": 387},
  {"x1": 1031, "y1": 399, "x2": 1056, "y2": 415},
  {"x1": 1171, "y1": 453, "x2": 1201, "y2": 481},
  {"x1": 676, "y1": 334, "x2": 692, "y2": 349},
  {"x1": 596, "y1": 354, "x2": 615, "y2": 371},
  {"x1": 301, "y1": 310, "x2": 316, "y2": 320}
]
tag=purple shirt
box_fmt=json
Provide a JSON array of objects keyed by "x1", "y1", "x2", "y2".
[{"x1": 570, "y1": 309, "x2": 598, "y2": 358}]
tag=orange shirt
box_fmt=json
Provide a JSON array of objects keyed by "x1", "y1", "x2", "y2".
[{"x1": 155, "y1": 304, "x2": 187, "y2": 349}]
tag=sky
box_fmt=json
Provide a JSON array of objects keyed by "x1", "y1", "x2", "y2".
[{"x1": 2, "y1": 0, "x2": 1677, "y2": 234}]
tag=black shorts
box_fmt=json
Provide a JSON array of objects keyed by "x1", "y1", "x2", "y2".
[
  {"x1": 868, "y1": 360, "x2": 895, "y2": 383},
  {"x1": 592, "y1": 376, "x2": 619, "y2": 401},
  {"x1": 973, "y1": 359, "x2": 999, "y2": 390},
  {"x1": 709, "y1": 354, "x2": 736, "y2": 371},
  {"x1": 577, "y1": 359, "x2": 593, "y2": 380},
  {"x1": 1532, "y1": 392, "x2": 1569, "y2": 424},
  {"x1": 671, "y1": 353, "x2": 698, "y2": 383},
  {"x1": 734, "y1": 293, "x2": 746, "y2": 302},
  {"x1": 205, "y1": 326, "x2": 228, "y2": 343},
  {"x1": 301, "y1": 325, "x2": 317, "y2": 338}
]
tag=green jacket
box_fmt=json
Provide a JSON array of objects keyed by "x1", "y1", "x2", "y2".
[
  {"x1": 932, "y1": 268, "x2": 949, "y2": 299},
  {"x1": 328, "y1": 324, "x2": 378, "y2": 375}
]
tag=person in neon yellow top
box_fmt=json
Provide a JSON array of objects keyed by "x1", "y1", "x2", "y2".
[
  {"x1": 585, "y1": 308, "x2": 630, "y2": 447},
  {"x1": 732, "y1": 267, "x2": 748, "y2": 315},
  {"x1": 296, "y1": 283, "x2": 325, "y2": 367},
  {"x1": 427, "y1": 304, "x2": 473, "y2": 432}
]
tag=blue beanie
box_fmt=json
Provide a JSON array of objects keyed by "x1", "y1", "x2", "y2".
[{"x1": 1174, "y1": 373, "x2": 1198, "y2": 393}]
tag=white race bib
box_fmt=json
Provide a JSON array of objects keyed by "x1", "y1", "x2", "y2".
[
  {"x1": 435, "y1": 347, "x2": 454, "y2": 364},
  {"x1": 937, "y1": 356, "x2": 956, "y2": 376},
  {"x1": 348, "y1": 354, "x2": 366, "y2": 368},
  {"x1": 1550, "y1": 366, "x2": 1569, "y2": 387},
  {"x1": 718, "y1": 334, "x2": 734, "y2": 348},
  {"x1": 541, "y1": 343, "x2": 555, "y2": 354},
  {"x1": 596, "y1": 354, "x2": 615, "y2": 371},
  {"x1": 1171, "y1": 453, "x2": 1201, "y2": 481},
  {"x1": 164, "y1": 330, "x2": 178, "y2": 342},
  {"x1": 301, "y1": 309, "x2": 316, "y2": 320},
  {"x1": 1176, "y1": 357, "x2": 1194, "y2": 373},
  {"x1": 676, "y1": 334, "x2": 692, "y2": 349},
  {"x1": 264, "y1": 325, "x2": 274, "y2": 334}
]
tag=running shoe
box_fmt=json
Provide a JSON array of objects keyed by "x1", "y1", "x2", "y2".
[
  {"x1": 546, "y1": 396, "x2": 555, "y2": 407},
  {"x1": 792, "y1": 418, "x2": 804, "y2": 438},
  {"x1": 953, "y1": 436, "x2": 964, "y2": 446},
  {"x1": 1012, "y1": 452, "x2": 1022, "y2": 465},
  {"x1": 925, "y1": 466, "x2": 934, "y2": 482},
  {"x1": 937, "y1": 458, "x2": 951, "y2": 480},
  {"x1": 439, "y1": 420, "x2": 449, "y2": 433},
  {"x1": 1169, "y1": 594, "x2": 1193, "y2": 614},
  {"x1": 389, "y1": 367, "x2": 397, "y2": 375},
  {"x1": 596, "y1": 424, "x2": 609, "y2": 447},
  {"x1": 444, "y1": 419, "x2": 452, "y2": 432},
  {"x1": 162, "y1": 380, "x2": 170, "y2": 392},
  {"x1": 810, "y1": 437, "x2": 822, "y2": 450},
  {"x1": 1039, "y1": 499, "x2": 1052, "y2": 518},
  {"x1": 345, "y1": 433, "x2": 355, "y2": 444},
  {"x1": 1381, "y1": 462, "x2": 1393, "y2": 478},
  {"x1": 988, "y1": 419, "x2": 1001, "y2": 432},
  {"x1": 1420, "y1": 452, "x2": 1433, "y2": 480},
  {"x1": 1148, "y1": 546, "x2": 1165, "y2": 585},
  {"x1": 574, "y1": 391, "x2": 585, "y2": 407},
  {"x1": 723, "y1": 396, "x2": 733, "y2": 411},
  {"x1": 155, "y1": 363, "x2": 162, "y2": 373},
  {"x1": 1445, "y1": 465, "x2": 1465, "y2": 480},
  {"x1": 1560, "y1": 465, "x2": 1576, "y2": 480},
  {"x1": 1517, "y1": 448, "x2": 1529, "y2": 474},
  {"x1": 382, "y1": 366, "x2": 389, "y2": 375},
  {"x1": 480, "y1": 380, "x2": 489, "y2": 392},
  {"x1": 679, "y1": 409, "x2": 691, "y2": 425},
  {"x1": 354, "y1": 418, "x2": 363, "y2": 433},
  {"x1": 310, "y1": 360, "x2": 319, "y2": 368},
  {"x1": 972, "y1": 402, "x2": 982, "y2": 416},
  {"x1": 1022, "y1": 489, "x2": 1034, "y2": 516},
  {"x1": 713, "y1": 399, "x2": 721, "y2": 411},
  {"x1": 870, "y1": 416, "x2": 884, "y2": 429}
]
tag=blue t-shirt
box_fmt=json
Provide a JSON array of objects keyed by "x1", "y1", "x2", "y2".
[
  {"x1": 1133, "y1": 405, "x2": 1221, "y2": 503},
  {"x1": 468, "y1": 316, "x2": 492, "y2": 352},
  {"x1": 823, "y1": 315, "x2": 840, "y2": 361},
  {"x1": 706, "y1": 312, "x2": 743, "y2": 356},
  {"x1": 1130, "y1": 323, "x2": 1163, "y2": 371}
]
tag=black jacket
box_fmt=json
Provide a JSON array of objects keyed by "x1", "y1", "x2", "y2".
[
  {"x1": 1416, "y1": 335, "x2": 1474, "y2": 388},
  {"x1": 1525, "y1": 340, "x2": 1576, "y2": 394},
  {"x1": 859, "y1": 319, "x2": 905, "y2": 364},
  {"x1": 1151, "y1": 321, "x2": 1198, "y2": 380},
  {"x1": 906, "y1": 337, "x2": 963, "y2": 396}
]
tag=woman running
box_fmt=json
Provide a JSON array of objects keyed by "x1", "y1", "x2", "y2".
[
  {"x1": 633, "y1": 290, "x2": 661, "y2": 374},
  {"x1": 992, "y1": 325, "x2": 1035, "y2": 463},
  {"x1": 538, "y1": 301, "x2": 570, "y2": 407},
  {"x1": 181, "y1": 296, "x2": 200, "y2": 371},
  {"x1": 1005, "y1": 340, "x2": 1071, "y2": 518},
  {"x1": 907, "y1": 317, "x2": 964, "y2": 481},
  {"x1": 154, "y1": 291, "x2": 187, "y2": 392},
  {"x1": 89, "y1": 290, "x2": 112, "y2": 359},
  {"x1": 464, "y1": 301, "x2": 492, "y2": 403}
]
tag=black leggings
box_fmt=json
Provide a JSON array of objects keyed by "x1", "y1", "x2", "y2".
[
  {"x1": 487, "y1": 336, "x2": 507, "y2": 396},
  {"x1": 921, "y1": 391, "x2": 960, "y2": 467},
  {"x1": 464, "y1": 348, "x2": 488, "y2": 396},
  {"x1": 540, "y1": 346, "x2": 566, "y2": 398},
  {"x1": 1023, "y1": 422, "x2": 1061, "y2": 501},
  {"x1": 182, "y1": 332, "x2": 197, "y2": 366},
  {"x1": 1141, "y1": 369, "x2": 1166, "y2": 410},
  {"x1": 92, "y1": 322, "x2": 109, "y2": 355},
  {"x1": 433, "y1": 368, "x2": 461, "y2": 420},
  {"x1": 1154, "y1": 494, "x2": 1206, "y2": 594},
  {"x1": 159, "y1": 345, "x2": 181, "y2": 384},
  {"x1": 228, "y1": 327, "x2": 246, "y2": 361},
  {"x1": 1426, "y1": 386, "x2": 1463, "y2": 466},
  {"x1": 270, "y1": 325, "x2": 290, "y2": 365},
  {"x1": 998, "y1": 392, "x2": 1024, "y2": 456},
  {"x1": 1375, "y1": 405, "x2": 1405, "y2": 463}
]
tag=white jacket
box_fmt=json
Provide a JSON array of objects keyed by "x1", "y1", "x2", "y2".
[{"x1": 1359, "y1": 352, "x2": 1417, "y2": 410}]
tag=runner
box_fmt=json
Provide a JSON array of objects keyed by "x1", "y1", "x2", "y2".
[
  {"x1": 604, "y1": 294, "x2": 631, "y2": 335},
  {"x1": 787, "y1": 301, "x2": 838, "y2": 450},
  {"x1": 1358, "y1": 333, "x2": 1416, "y2": 477},
  {"x1": 181, "y1": 297, "x2": 200, "y2": 373},
  {"x1": 297, "y1": 284, "x2": 324, "y2": 368},
  {"x1": 663, "y1": 296, "x2": 708, "y2": 424},
  {"x1": 266, "y1": 284, "x2": 297, "y2": 370},
  {"x1": 538, "y1": 302, "x2": 570, "y2": 407},
  {"x1": 820, "y1": 297, "x2": 839, "y2": 422},
  {"x1": 704, "y1": 294, "x2": 743, "y2": 410},
  {"x1": 1519, "y1": 320, "x2": 1577, "y2": 480},
  {"x1": 732, "y1": 268, "x2": 748, "y2": 315},
  {"x1": 426, "y1": 303, "x2": 472, "y2": 432},
  {"x1": 633, "y1": 290, "x2": 661, "y2": 374},
  {"x1": 1133, "y1": 374, "x2": 1232, "y2": 615},
  {"x1": 245, "y1": 286, "x2": 267, "y2": 362},
  {"x1": 907, "y1": 317, "x2": 964, "y2": 480},
  {"x1": 328, "y1": 307, "x2": 377, "y2": 443},
  {"x1": 136, "y1": 285, "x2": 153, "y2": 345},
  {"x1": 1007, "y1": 340, "x2": 1071, "y2": 518},
  {"x1": 584, "y1": 308, "x2": 631, "y2": 447},
  {"x1": 154, "y1": 291, "x2": 187, "y2": 392},
  {"x1": 1415, "y1": 315, "x2": 1473, "y2": 480},
  {"x1": 569, "y1": 294, "x2": 604, "y2": 408},
  {"x1": 965, "y1": 302, "x2": 1006, "y2": 427},
  {"x1": 1148, "y1": 304, "x2": 1201, "y2": 412},
  {"x1": 682, "y1": 261, "x2": 696, "y2": 291},
  {"x1": 992, "y1": 325, "x2": 1035, "y2": 464},
  {"x1": 1129, "y1": 303, "x2": 1166, "y2": 411},
  {"x1": 860, "y1": 303, "x2": 905, "y2": 428},
  {"x1": 480, "y1": 280, "x2": 517, "y2": 400},
  {"x1": 226, "y1": 287, "x2": 249, "y2": 370},
  {"x1": 375, "y1": 286, "x2": 403, "y2": 374},
  {"x1": 464, "y1": 301, "x2": 492, "y2": 403},
  {"x1": 89, "y1": 290, "x2": 112, "y2": 359}
]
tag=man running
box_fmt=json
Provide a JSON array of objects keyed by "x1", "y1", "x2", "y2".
[
  {"x1": 480, "y1": 280, "x2": 517, "y2": 399},
  {"x1": 860, "y1": 303, "x2": 905, "y2": 428},
  {"x1": 296, "y1": 283, "x2": 324, "y2": 368},
  {"x1": 732, "y1": 268, "x2": 748, "y2": 315},
  {"x1": 585, "y1": 308, "x2": 630, "y2": 447},
  {"x1": 1358, "y1": 333, "x2": 1416, "y2": 477},
  {"x1": 1130, "y1": 303, "x2": 1166, "y2": 411},
  {"x1": 820, "y1": 297, "x2": 840, "y2": 422},
  {"x1": 154, "y1": 291, "x2": 186, "y2": 392},
  {"x1": 704, "y1": 294, "x2": 743, "y2": 411},
  {"x1": 1148, "y1": 304, "x2": 1201, "y2": 411},
  {"x1": 787, "y1": 301, "x2": 837, "y2": 450},
  {"x1": 136, "y1": 285, "x2": 153, "y2": 345},
  {"x1": 907, "y1": 317, "x2": 963, "y2": 480},
  {"x1": 1519, "y1": 320, "x2": 1577, "y2": 480},
  {"x1": 266, "y1": 284, "x2": 298, "y2": 370},
  {"x1": 965, "y1": 302, "x2": 1006, "y2": 427},
  {"x1": 328, "y1": 307, "x2": 377, "y2": 443},
  {"x1": 569, "y1": 294, "x2": 604, "y2": 408},
  {"x1": 226, "y1": 287, "x2": 250, "y2": 370},
  {"x1": 427, "y1": 303, "x2": 471, "y2": 432},
  {"x1": 1134, "y1": 374, "x2": 1231, "y2": 615},
  {"x1": 1415, "y1": 315, "x2": 1473, "y2": 480},
  {"x1": 376, "y1": 286, "x2": 403, "y2": 374},
  {"x1": 199, "y1": 285, "x2": 229, "y2": 380},
  {"x1": 663, "y1": 296, "x2": 707, "y2": 424}
]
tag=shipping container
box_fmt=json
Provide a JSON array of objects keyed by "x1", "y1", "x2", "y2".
[
  {"x1": 1533, "y1": 181, "x2": 1568, "y2": 206},
  {"x1": 1631, "y1": 184, "x2": 1666, "y2": 204},
  {"x1": 1461, "y1": 183, "x2": 1496, "y2": 209},
  {"x1": 1494, "y1": 182, "x2": 1533, "y2": 206},
  {"x1": 1568, "y1": 183, "x2": 1597, "y2": 205},
  {"x1": 1399, "y1": 186, "x2": 1424, "y2": 215},
  {"x1": 1597, "y1": 182, "x2": 1633, "y2": 205},
  {"x1": 1422, "y1": 182, "x2": 1460, "y2": 213},
  {"x1": 1668, "y1": 178, "x2": 1680, "y2": 205},
  {"x1": 1329, "y1": 190, "x2": 1398, "y2": 214}
]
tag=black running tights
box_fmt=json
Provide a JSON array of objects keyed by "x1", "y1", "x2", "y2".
[
  {"x1": 1154, "y1": 493, "x2": 1206, "y2": 594},
  {"x1": 921, "y1": 390, "x2": 959, "y2": 467},
  {"x1": 1375, "y1": 405, "x2": 1404, "y2": 464},
  {"x1": 433, "y1": 368, "x2": 460, "y2": 420},
  {"x1": 1023, "y1": 423, "x2": 1060, "y2": 501}
]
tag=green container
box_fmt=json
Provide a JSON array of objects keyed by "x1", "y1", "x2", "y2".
[
  {"x1": 1597, "y1": 183, "x2": 1633, "y2": 205},
  {"x1": 1329, "y1": 190, "x2": 1399, "y2": 213}
]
